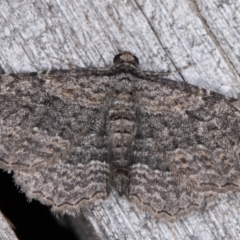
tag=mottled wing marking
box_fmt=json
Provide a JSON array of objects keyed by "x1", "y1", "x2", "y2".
[
  {"x1": 0, "y1": 71, "x2": 109, "y2": 170},
  {"x1": 139, "y1": 77, "x2": 240, "y2": 193},
  {"x1": 130, "y1": 113, "x2": 203, "y2": 217},
  {"x1": 0, "y1": 70, "x2": 111, "y2": 212},
  {"x1": 15, "y1": 160, "x2": 109, "y2": 214},
  {"x1": 129, "y1": 164, "x2": 204, "y2": 218},
  {"x1": 0, "y1": 74, "x2": 66, "y2": 169}
]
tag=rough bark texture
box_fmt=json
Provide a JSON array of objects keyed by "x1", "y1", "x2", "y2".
[{"x1": 0, "y1": 0, "x2": 240, "y2": 239}]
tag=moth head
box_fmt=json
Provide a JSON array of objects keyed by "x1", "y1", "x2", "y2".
[{"x1": 113, "y1": 52, "x2": 139, "y2": 71}]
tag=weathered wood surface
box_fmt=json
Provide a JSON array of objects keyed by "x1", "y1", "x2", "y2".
[
  {"x1": 0, "y1": 0, "x2": 240, "y2": 239},
  {"x1": 0, "y1": 211, "x2": 18, "y2": 240}
]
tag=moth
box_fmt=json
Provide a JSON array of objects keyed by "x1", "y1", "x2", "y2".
[{"x1": 0, "y1": 52, "x2": 240, "y2": 218}]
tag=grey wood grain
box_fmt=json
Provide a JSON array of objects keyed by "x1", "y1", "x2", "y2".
[
  {"x1": 0, "y1": 0, "x2": 240, "y2": 239},
  {"x1": 0, "y1": 211, "x2": 18, "y2": 240}
]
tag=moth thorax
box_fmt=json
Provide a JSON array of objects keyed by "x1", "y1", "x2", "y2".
[{"x1": 115, "y1": 83, "x2": 133, "y2": 95}]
